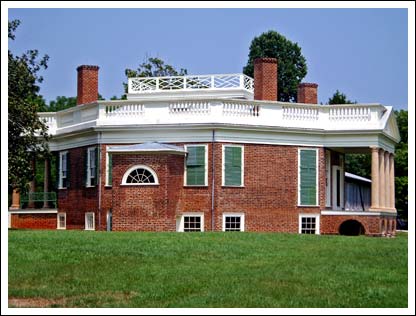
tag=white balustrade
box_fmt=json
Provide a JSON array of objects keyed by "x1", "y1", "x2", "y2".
[
  {"x1": 169, "y1": 102, "x2": 210, "y2": 115},
  {"x1": 128, "y1": 74, "x2": 254, "y2": 94},
  {"x1": 282, "y1": 106, "x2": 319, "y2": 120},
  {"x1": 223, "y1": 102, "x2": 260, "y2": 117},
  {"x1": 105, "y1": 104, "x2": 144, "y2": 118},
  {"x1": 329, "y1": 106, "x2": 371, "y2": 121}
]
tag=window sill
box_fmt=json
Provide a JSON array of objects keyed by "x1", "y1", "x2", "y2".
[
  {"x1": 57, "y1": 227, "x2": 66, "y2": 230},
  {"x1": 104, "y1": 185, "x2": 112, "y2": 188},
  {"x1": 58, "y1": 187, "x2": 67, "y2": 190},
  {"x1": 184, "y1": 185, "x2": 208, "y2": 188},
  {"x1": 222, "y1": 185, "x2": 245, "y2": 188},
  {"x1": 297, "y1": 205, "x2": 320, "y2": 208}
]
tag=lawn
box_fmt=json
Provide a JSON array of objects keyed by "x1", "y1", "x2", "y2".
[{"x1": 8, "y1": 230, "x2": 408, "y2": 308}]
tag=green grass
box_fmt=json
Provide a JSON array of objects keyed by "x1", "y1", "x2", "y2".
[{"x1": 8, "y1": 230, "x2": 408, "y2": 308}]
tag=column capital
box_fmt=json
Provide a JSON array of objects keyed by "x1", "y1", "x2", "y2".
[{"x1": 370, "y1": 146, "x2": 380, "y2": 152}]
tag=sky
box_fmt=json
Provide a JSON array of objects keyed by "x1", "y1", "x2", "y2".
[{"x1": 7, "y1": 8, "x2": 409, "y2": 109}]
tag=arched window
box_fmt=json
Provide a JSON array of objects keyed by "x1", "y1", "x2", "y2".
[{"x1": 121, "y1": 165, "x2": 159, "y2": 185}]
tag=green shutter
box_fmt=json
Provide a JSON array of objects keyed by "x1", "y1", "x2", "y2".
[
  {"x1": 186, "y1": 146, "x2": 205, "y2": 185},
  {"x1": 108, "y1": 153, "x2": 112, "y2": 186},
  {"x1": 94, "y1": 147, "x2": 99, "y2": 186},
  {"x1": 224, "y1": 146, "x2": 242, "y2": 186},
  {"x1": 83, "y1": 149, "x2": 88, "y2": 186},
  {"x1": 300, "y1": 150, "x2": 317, "y2": 205}
]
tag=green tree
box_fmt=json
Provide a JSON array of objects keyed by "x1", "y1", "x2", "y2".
[
  {"x1": 328, "y1": 90, "x2": 357, "y2": 104},
  {"x1": 123, "y1": 57, "x2": 188, "y2": 97},
  {"x1": 243, "y1": 30, "x2": 307, "y2": 102},
  {"x1": 38, "y1": 94, "x2": 106, "y2": 112},
  {"x1": 8, "y1": 20, "x2": 50, "y2": 192}
]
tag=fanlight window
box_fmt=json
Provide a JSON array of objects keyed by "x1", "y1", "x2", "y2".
[{"x1": 122, "y1": 165, "x2": 159, "y2": 185}]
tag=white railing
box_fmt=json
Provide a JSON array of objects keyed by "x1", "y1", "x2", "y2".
[
  {"x1": 282, "y1": 106, "x2": 319, "y2": 121},
  {"x1": 40, "y1": 102, "x2": 387, "y2": 135},
  {"x1": 128, "y1": 74, "x2": 254, "y2": 94},
  {"x1": 169, "y1": 101, "x2": 210, "y2": 115}
]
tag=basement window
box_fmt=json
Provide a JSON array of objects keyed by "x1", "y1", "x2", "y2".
[
  {"x1": 85, "y1": 212, "x2": 95, "y2": 231},
  {"x1": 223, "y1": 213, "x2": 245, "y2": 232},
  {"x1": 299, "y1": 214, "x2": 320, "y2": 235},
  {"x1": 57, "y1": 213, "x2": 66, "y2": 230},
  {"x1": 177, "y1": 213, "x2": 204, "y2": 232}
]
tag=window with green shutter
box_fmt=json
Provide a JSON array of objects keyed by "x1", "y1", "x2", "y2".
[
  {"x1": 186, "y1": 145, "x2": 206, "y2": 186},
  {"x1": 223, "y1": 146, "x2": 243, "y2": 186},
  {"x1": 299, "y1": 149, "x2": 318, "y2": 205}
]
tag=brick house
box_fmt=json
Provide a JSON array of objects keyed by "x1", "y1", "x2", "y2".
[{"x1": 9, "y1": 58, "x2": 400, "y2": 236}]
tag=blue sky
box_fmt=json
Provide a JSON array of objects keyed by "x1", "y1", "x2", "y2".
[{"x1": 8, "y1": 8, "x2": 408, "y2": 109}]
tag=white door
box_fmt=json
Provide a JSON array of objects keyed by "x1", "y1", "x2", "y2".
[{"x1": 332, "y1": 166, "x2": 345, "y2": 210}]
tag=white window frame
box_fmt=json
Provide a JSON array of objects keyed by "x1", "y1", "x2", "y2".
[
  {"x1": 176, "y1": 212, "x2": 204, "y2": 232},
  {"x1": 299, "y1": 214, "x2": 320, "y2": 235},
  {"x1": 85, "y1": 212, "x2": 95, "y2": 231},
  {"x1": 298, "y1": 148, "x2": 319, "y2": 206},
  {"x1": 57, "y1": 213, "x2": 66, "y2": 230},
  {"x1": 325, "y1": 150, "x2": 331, "y2": 207},
  {"x1": 86, "y1": 147, "x2": 97, "y2": 187},
  {"x1": 184, "y1": 144, "x2": 208, "y2": 186},
  {"x1": 121, "y1": 165, "x2": 159, "y2": 186},
  {"x1": 105, "y1": 151, "x2": 112, "y2": 187},
  {"x1": 222, "y1": 144, "x2": 244, "y2": 187},
  {"x1": 59, "y1": 151, "x2": 68, "y2": 189},
  {"x1": 222, "y1": 213, "x2": 245, "y2": 232}
]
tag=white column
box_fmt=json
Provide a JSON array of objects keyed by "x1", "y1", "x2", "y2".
[
  {"x1": 384, "y1": 151, "x2": 390, "y2": 210},
  {"x1": 370, "y1": 147, "x2": 379, "y2": 210},
  {"x1": 379, "y1": 149, "x2": 385, "y2": 208},
  {"x1": 390, "y1": 153, "x2": 395, "y2": 209}
]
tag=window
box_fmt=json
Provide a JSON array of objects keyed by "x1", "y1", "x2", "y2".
[
  {"x1": 85, "y1": 212, "x2": 95, "y2": 230},
  {"x1": 106, "y1": 152, "x2": 112, "y2": 186},
  {"x1": 222, "y1": 213, "x2": 245, "y2": 232},
  {"x1": 59, "y1": 151, "x2": 69, "y2": 189},
  {"x1": 176, "y1": 213, "x2": 204, "y2": 232},
  {"x1": 57, "y1": 213, "x2": 66, "y2": 230},
  {"x1": 86, "y1": 147, "x2": 98, "y2": 187},
  {"x1": 223, "y1": 145, "x2": 244, "y2": 186},
  {"x1": 299, "y1": 214, "x2": 320, "y2": 234},
  {"x1": 185, "y1": 145, "x2": 207, "y2": 186},
  {"x1": 298, "y1": 149, "x2": 318, "y2": 206},
  {"x1": 121, "y1": 165, "x2": 159, "y2": 185}
]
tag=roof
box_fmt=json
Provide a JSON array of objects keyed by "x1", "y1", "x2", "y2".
[
  {"x1": 107, "y1": 142, "x2": 186, "y2": 155},
  {"x1": 345, "y1": 172, "x2": 372, "y2": 183}
]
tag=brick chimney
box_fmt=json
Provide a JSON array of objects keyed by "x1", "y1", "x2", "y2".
[
  {"x1": 297, "y1": 83, "x2": 318, "y2": 104},
  {"x1": 77, "y1": 65, "x2": 99, "y2": 105},
  {"x1": 254, "y1": 57, "x2": 278, "y2": 101}
]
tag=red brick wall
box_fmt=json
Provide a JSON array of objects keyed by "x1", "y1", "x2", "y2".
[
  {"x1": 11, "y1": 213, "x2": 57, "y2": 229},
  {"x1": 297, "y1": 83, "x2": 318, "y2": 104},
  {"x1": 77, "y1": 65, "x2": 99, "y2": 105},
  {"x1": 58, "y1": 146, "x2": 99, "y2": 230},
  {"x1": 254, "y1": 58, "x2": 278, "y2": 101},
  {"x1": 321, "y1": 214, "x2": 396, "y2": 236}
]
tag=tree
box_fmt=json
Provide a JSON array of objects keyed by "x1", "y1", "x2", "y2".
[
  {"x1": 328, "y1": 90, "x2": 357, "y2": 104},
  {"x1": 123, "y1": 57, "x2": 188, "y2": 97},
  {"x1": 243, "y1": 30, "x2": 307, "y2": 102},
  {"x1": 38, "y1": 94, "x2": 106, "y2": 112},
  {"x1": 8, "y1": 20, "x2": 50, "y2": 192}
]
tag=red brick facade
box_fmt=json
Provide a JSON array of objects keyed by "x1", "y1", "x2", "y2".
[
  {"x1": 297, "y1": 83, "x2": 318, "y2": 104},
  {"x1": 77, "y1": 65, "x2": 99, "y2": 105},
  {"x1": 254, "y1": 58, "x2": 278, "y2": 101},
  {"x1": 10, "y1": 213, "x2": 57, "y2": 230},
  {"x1": 10, "y1": 142, "x2": 395, "y2": 237}
]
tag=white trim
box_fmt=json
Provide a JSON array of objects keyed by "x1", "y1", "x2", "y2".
[
  {"x1": 184, "y1": 144, "x2": 208, "y2": 186},
  {"x1": 321, "y1": 210, "x2": 396, "y2": 216},
  {"x1": 222, "y1": 144, "x2": 244, "y2": 187},
  {"x1": 176, "y1": 212, "x2": 205, "y2": 232},
  {"x1": 86, "y1": 146, "x2": 97, "y2": 187},
  {"x1": 59, "y1": 151, "x2": 68, "y2": 189},
  {"x1": 121, "y1": 164, "x2": 159, "y2": 185},
  {"x1": 298, "y1": 148, "x2": 319, "y2": 206},
  {"x1": 85, "y1": 212, "x2": 95, "y2": 231},
  {"x1": 105, "y1": 151, "x2": 112, "y2": 186},
  {"x1": 222, "y1": 213, "x2": 245, "y2": 232},
  {"x1": 8, "y1": 209, "x2": 58, "y2": 214},
  {"x1": 332, "y1": 165, "x2": 345, "y2": 210},
  {"x1": 299, "y1": 214, "x2": 320, "y2": 235},
  {"x1": 325, "y1": 150, "x2": 331, "y2": 207},
  {"x1": 57, "y1": 213, "x2": 66, "y2": 230}
]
